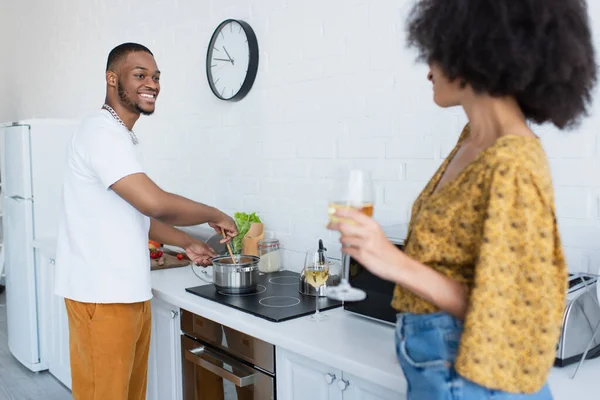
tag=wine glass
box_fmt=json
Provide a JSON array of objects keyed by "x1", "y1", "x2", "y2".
[
  {"x1": 326, "y1": 169, "x2": 373, "y2": 302},
  {"x1": 303, "y1": 250, "x2": 331, "y2": 321}
]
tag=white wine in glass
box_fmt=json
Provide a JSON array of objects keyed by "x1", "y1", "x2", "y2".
[
  {"x1": 304, "y1": 250, "x2": 330, "y2": 321},
  {"x1": 328, "y1": 202, "x2": 374, "y2": 223},
  {"x1": 326, "y1": 169, "x2": 373, "y2": 302},
  {"x1": 305, "y1": 267, "x2": 330, "y2": 288}
]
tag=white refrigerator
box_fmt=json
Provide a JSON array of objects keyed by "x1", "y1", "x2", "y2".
[{"x1": 1, "y1": 119, "x2": 79, "y2": 372}]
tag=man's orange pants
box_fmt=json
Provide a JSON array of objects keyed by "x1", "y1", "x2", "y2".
[{"x1": 65, "y1": 299, "x2": 152, "y2": 400}]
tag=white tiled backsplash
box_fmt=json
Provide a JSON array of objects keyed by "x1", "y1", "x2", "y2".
[{"x1": 1, "y1": 0, "x2": 600, "y2": 273}]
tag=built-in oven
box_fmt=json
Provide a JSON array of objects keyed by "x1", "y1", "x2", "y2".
[
  {"x1": 344, "y1": 225, "x2": 406, "y2": 325},
  {"x1": 180, "y1": 310, "x2": 275, "y2": 399}
]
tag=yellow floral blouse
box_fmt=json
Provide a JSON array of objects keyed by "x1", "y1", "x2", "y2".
[{"x1": 392, "y1": 124, "x2": 567, "y2": 394}]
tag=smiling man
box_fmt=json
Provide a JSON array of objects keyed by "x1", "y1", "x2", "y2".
[{"x1": 54, "y1": 43, "x2": 238, "y2": 400}]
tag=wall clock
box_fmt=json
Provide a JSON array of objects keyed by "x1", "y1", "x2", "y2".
[{"x1": 206, "y1": 19, "x2": 259, "y2": 101}]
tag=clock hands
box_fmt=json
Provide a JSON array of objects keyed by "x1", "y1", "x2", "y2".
[
  {"x1": 213, "y1": 58, "x2": 232, "y2": 62},
  {"x1": 222, "y1": 46, "x2": 235, "y2": 65}
]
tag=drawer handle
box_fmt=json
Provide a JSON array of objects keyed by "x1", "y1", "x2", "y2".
[
  {"x1": 324, "y1": 373, "x2": 336, "y2": 385},
  {"x1": 49, "y1": 258, "x2": 55, "y2": 265},
  {"x1": 185, "y1": 345, "x2": 257, "y2": 387},
  {"x1": 338, "y1": 379, "x2": 349, "y2": 392}
]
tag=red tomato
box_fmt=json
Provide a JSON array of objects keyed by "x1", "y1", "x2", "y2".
[{"x1": 149, "y1": 249, "x2": 163, "y2": 259}]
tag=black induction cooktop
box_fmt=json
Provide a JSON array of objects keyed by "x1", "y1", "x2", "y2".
[{"x1": 185, "y1": 270, "x2": 342, "y2": 322}]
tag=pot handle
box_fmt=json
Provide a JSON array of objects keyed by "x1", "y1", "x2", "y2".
[{"x1": 191, "y1": 264, "x2": 213, "y2": 284}]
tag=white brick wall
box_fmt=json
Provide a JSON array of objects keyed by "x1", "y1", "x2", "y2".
[{"x1": 1, "y1": 0, "x2": 600, "y2": 273}]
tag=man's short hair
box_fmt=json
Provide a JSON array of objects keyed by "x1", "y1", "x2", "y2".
[{"x1": 106, "y1": 43, "x2": 154, "y2": 72}]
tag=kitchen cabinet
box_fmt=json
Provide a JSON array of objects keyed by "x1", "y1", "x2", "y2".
[
  {"x1": 276, "y1": 348, "x2": 342, "y2": 400},
  {"x1": 37, "y1": 248, "x2": 72, "y2": 389},
  {"x1": 276, "y1": 348, "x2": 404, "y2": 400},
  {"x1": 342, "y1": 372, "x2": 404, "y2": 400},
  {"x1": 146, "y1": 297, "x2": 182, "y2": 400}
]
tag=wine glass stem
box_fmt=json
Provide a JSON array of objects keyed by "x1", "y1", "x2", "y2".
[
  {"x1": 342, "y1": 252, "x2": 350, "y2": 285},
  {"x1": 315, "y1": 294, "x2": 320, "y2": 315}
]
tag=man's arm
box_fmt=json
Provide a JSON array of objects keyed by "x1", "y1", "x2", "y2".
[
  {"x1": 149, "y1": 218, "x2": 193, "y2": 249},
  {"x1": 149, "y1": 218, "x2": 217, "y2": 265},
  {"x1": 110, "y1": 173, "x2": 236, "y2": 238}
]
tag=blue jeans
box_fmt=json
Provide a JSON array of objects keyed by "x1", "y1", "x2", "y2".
[{"x1": 395, "y1": 312, "x2": 553, "y2": 400}]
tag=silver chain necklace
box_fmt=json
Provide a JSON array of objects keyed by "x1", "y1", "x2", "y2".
[{"x1": 101, "y1": 104, "x2": 139, "y2": 145}]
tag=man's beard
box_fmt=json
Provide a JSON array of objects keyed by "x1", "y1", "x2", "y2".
[{"x1": 117, "y1": 81, "x2": 154, "y2": 116}]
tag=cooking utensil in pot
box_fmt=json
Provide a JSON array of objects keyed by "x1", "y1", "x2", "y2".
[
  {"x1": 192, "y1": 254, "x2": 261, "y2": 294},
  {"x1": 220, "y1": 227, "x2": 237, "y2": 261}
]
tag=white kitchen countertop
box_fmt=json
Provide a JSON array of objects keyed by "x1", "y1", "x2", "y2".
[
  {"x1": 548, "y1": 357, "x2": 600, "y2": 399},
  {"x1": 151, "y1": 266, "x2": 407, "y2": 394}
]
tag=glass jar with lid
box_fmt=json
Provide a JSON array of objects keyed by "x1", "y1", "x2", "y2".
[{"x1": 258, "y1": 238, "x2": 280, "y2": 273}]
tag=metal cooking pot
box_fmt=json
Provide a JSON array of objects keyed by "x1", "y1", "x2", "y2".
[{"x1": 195, "y1": 254, "x2": 260, "y2": 294}]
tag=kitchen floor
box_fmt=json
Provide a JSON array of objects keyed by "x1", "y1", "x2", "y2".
[{"x1": 0, "y1": 291, "x2": 72, "y2": 400}]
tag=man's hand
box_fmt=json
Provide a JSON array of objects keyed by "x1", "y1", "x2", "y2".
[
  {"x1": 209, "y1": 212, "x2": 238, "y2": 243},
  {"x1": 184, "y1": 239, "x2": 217, "y2": 267}
]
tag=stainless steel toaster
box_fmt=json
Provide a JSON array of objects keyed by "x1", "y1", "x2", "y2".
[{"x1": 555, "y1": 273, "x2": 600, "y2": 367}]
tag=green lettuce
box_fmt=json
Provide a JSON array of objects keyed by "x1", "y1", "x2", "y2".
[{"x1": 233, "y1": 212, "x2": 262, "y2": 254}]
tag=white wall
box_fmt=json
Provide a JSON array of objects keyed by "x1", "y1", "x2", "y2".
[{"x1": 1, "y1": 0, "x2": 600, "y2": 272}]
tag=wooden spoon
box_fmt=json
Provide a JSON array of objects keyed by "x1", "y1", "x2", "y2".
[{"x1": 221, "y1": 227, "x2": 237, "y2": 264}]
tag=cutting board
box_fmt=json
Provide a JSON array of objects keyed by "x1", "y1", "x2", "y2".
[{"x1": 151, "y1": 253, "x2": 190, "y2": 271}]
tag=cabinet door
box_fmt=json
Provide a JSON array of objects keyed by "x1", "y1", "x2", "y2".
[
  {"x1": 50, "y1": 289, "x2": 72, "y2": 389},
  {"x1": 341, "y1": 372, "x2": 405, "y2": 400},
  {"x1": 35, "y1": 249, "x2": 51, "y2": 366},
  {"x1": 38, "y1": 249, "x2": 72, "y2": 389},
  {"x1": 147, "y1": 325, "x2": 158, "y2": 400},
  {"x1": 276, "y1": 348, "x2": 342, "y2": 400},
  {"x1": 147, "y1": 297, "x2": 182, "y2": 400}
]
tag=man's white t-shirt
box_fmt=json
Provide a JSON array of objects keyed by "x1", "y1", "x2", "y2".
[{"x1": 54, "y1": 109, "x2": 152, "y2": 303}]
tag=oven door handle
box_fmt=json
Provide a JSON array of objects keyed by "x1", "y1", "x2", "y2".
[{"x1": 185, "y1": 345, "x2": 257, "y2": 387}]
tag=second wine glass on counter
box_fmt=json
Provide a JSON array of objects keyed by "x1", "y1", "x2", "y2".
[
  {"x1": 303, "y1": 248, "x2": 331, "y2": 321},
  {"x1": 326, "y1": 169, "x2": 374, "y2": 302}
]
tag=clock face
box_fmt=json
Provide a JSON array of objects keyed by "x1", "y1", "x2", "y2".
[{"x1": 206, "y1": 20, "x2": 259, "y2": 101}]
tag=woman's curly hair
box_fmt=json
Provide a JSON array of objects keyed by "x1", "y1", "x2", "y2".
[{"x1": 406, "y1": 0, "x2": 597, "y2": 129}]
